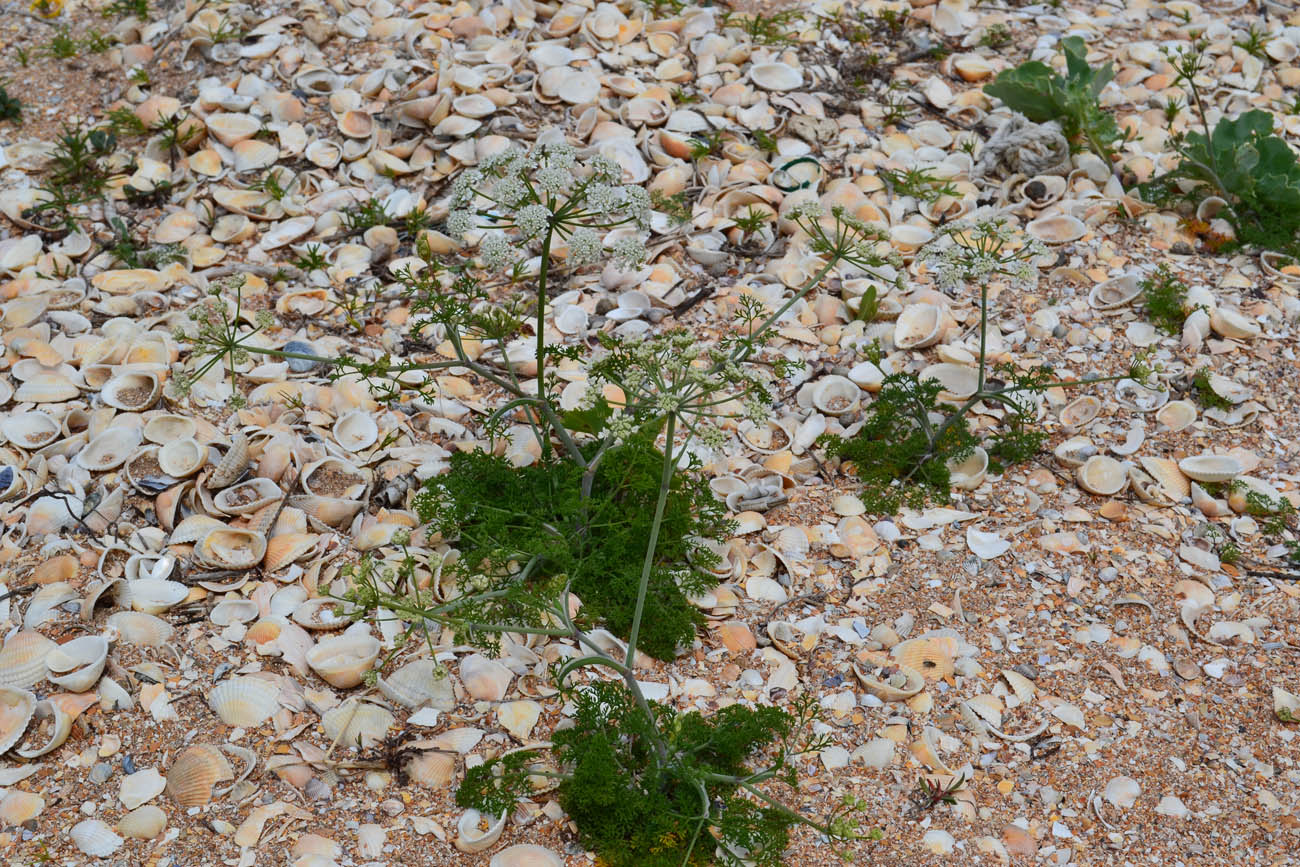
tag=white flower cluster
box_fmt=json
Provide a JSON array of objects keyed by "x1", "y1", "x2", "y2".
[
  {"x1": 442, "y1": 136, "x2": 653, "y2": 273},
  {"x1": 919, "y1": 215, "x2": 1047, "y2": 292}
]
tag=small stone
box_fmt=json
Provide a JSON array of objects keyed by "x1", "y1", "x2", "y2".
[
  {"x1": 283, "y1": 340, "x2": 321, "y2": 373},
  {"x1": 89, "y1": 763, "x2": 114, "y2": 785}
]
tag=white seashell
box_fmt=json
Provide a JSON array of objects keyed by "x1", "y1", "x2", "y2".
[
  {"x1": 919, "y1": 363, "x2": 978, "y2": 401},
  {"x1": 0, "y1": 631, "x2": 56, "y2": 689},
  {"x1": 0, "y1": 686, "x2": 37, "y2": 754},
  {"x1": 117, "y1": 805, "x2": 166, "y2": 839},
  {"x1": 155, "y1": 437, "x2": 207, "y2": 479},
  {"x1": 1178, "y1": 455, "x2": 1242, "y2": 484},
  {"x1": 210, "y1": 598, "x2": 260, "y2": 626},
  {"x1": 1, "y1": 411, "x2": 61, "y2": 450},
  {"x1": 306, "y1": 631, "x2": 381, "y2": 688},
  {"x1": 1114, "y1": 378, "x2": 1168, "y2": 412},
  {"x1": 894, "y1": 304, "x2": 942, "y2": 349},
  {"x1": 966, "y1": 527, "x2": 1010, "y2": 559},
  {"x1": 77, "y1": 426, "x2": 144, "y2": 472},
  {"x1": 1053, "y1": 436, "x2": 1096, "y2": 468},
  {"x1": 491, "y1": 844, "x2": 566, "y2": 867},
  {"x1": 119, "y1": 768, "x2": 166, "y2": 810},
  {"x1": 1088, "y1": 273, "x2": 1142, "y2": 310},
  {"x1": 101, "y1": 371, "x2": 161, "y2": 411},
  {"x1": 1227, "y1": 476, "x2": 1283, "y2": 514},
  {"x1": 195, "y1": 528, "x2": 268, "y2": 570},
  {"x1": 1060, "y1": 395, "x2": 1101, "y2": 427},
  {"x1": 810, "y1": 375, "x2": 861, "y2": 415},
  {"x1": 46, "y1": 635, "x2": 109, "y2": 692},
  {"x1": 213, "y1": 477, "x2": 283, "y2": 515},
  {"x1": 1156, "y1": 400, "x2": 1197, "y2": 432},
  {"x1": 208, "y1": 676, "x2": 280, "y2": 726},
  {"x1": 333, "y1": 410, "x2": 379, "y2": 452},
  {"x1": 947, "y1": 447, "x2": 988, "y2": 491},
  {"x1": 749, "y1": 62, "x2": 802, "y2": 92},
  {"x1": 377, "y1": 659, "x2": 455, "y2": 710},
  {"x1": 1026, "y1": 213, "x2": 1086, "y2": 244},
  {"x1": 71, "y1": 819, "x2": 123, "y2": 857},
  {"x1": 1077, "y1": 455, "x2": 1128, "y2": 496},
  {"x1": 455, "y1": 809, "x2": 508, "y2": 853},
  {"x1": 459, "y1": 653, "x2": 514, "y2": 701},
  {"x1": 105, "y1": 611, "x2": 174, "y2": 647},
  {"x1": 1209, "y1": 307, "x2": 1260, "y2": 340},
  {"x1": 321, "y1": 699, "x2": 394, "y2": 748}
]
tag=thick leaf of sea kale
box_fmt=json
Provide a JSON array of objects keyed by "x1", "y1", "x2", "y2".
[
  {"x1": 1061, "y1": 36, "x2": 1114, "y2": 96},
  {"x1": 982, "y1": 61, "x2": 1066, "y2": 123}
]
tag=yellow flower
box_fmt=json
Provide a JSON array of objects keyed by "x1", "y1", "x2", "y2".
[{"x1": 31, "y1": 0, "x2": 63, "y2": 17}]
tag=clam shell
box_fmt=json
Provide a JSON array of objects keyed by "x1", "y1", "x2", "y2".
[
  {"x1": 70, "y1": 819, "x2": 124, "y2": 857},
  {"x1": 1156, "y1": 400, "x2": 1197, "y2": 432},
  {"x1": 208, "y1": 675, "x2": 280, "y2": 726},
  {"x1": 947, "y1": 447, "x2": 988, "y2": 491},
  {"x1": 208, "y1": 433, "x2": 250, "y2": 489},
  {"x1": 0, "y1": 686, "x2": 37, "y2": 754},
  {"x1": 0, "y1": 631, "x2": 55, "y2": 689},
  {"x1": 1138, "y1": 456, "x2": 1189, "y2": 501},
  {"x1": 455, "y1": 809, "x2": 508, "y2": 853},
  {"x1": 750, "y1": 62, "x2": 802, "y2": 92},
  {"x1": 118, "y1": 578, "x2": 188, "y2": 614},
  {"x1": 321, "y1": 699, "x2": 395, "y2": 748},
  {"x1": 117, "y1": 805, "x2": 166, "y2": 839},
  {"x1": 0, "y1": 790, "x2": 44, "y2": 825},
  {"x1": 157, "y1": 438, "x2": 207, "y2": 478},
  {"x1": 1088, "y1": 273, "x2": 1142, "y2": 310},
  {"x1": 459, "y1": 653, "x2": 514, "y2": 701},
  {"x1": 1060, "y1": 395, "x2": 1101, "y2": 427},
  {"x1": 377, "y1": 659, "x2": 455, "y2": 710},
  {"x1": 264, "y1": 533, "x2": 318, "y2": 571},
  {"x1": 1026, "y1": 213, "x2": 1086, "y2": 244},
  {"x1": 46, "y1": 635, "x2": 109, "y2": 693},
  {"x1": 143, "y1": 414, "x2": 196, "y2": 444},
  {"x1": 166, "y1": 744, "x2": 234, "y2": 806},
  {"x1": 333, "y1": 410, "x2": 379, "y2": 452},
  {"x1": 1053, "y1": 435, "x2": 1096, "y2": 468},
  {"x1": 77, "y1": 426, "x2": 144, "y2": 472},
  {"x1": 919, "y1": 363, "x2": 979, "y2": 401},
  {"x1": 1209, "y1": 307, "x2": 1260, "y2": 340},
  {"x1": 1, "y1": 411, "x2": 61, "y2": 450},
  {"x1": 101, "y1": 371, "x2": 161, "y2": 411},
  {"x1": 169, "y1": 514, "x2": 225, "y2": 545},
  {"x1": 306, "y1": 631, "x2": 381, "y2": 688},
  {"x1": 894, "y1": 303, "x2": 942, "y2": 349},
  {"x1": 301, "y1": 457, "x2": 371, "y2": 500},
  {"x1": 196, "y1": 528, "x2": 268, "y2": 570},
  {"x1": 210, "y1": 598, "x2": 260, "y2": 626},
  {"x1": 1016, "y1": 174, "x2": 1067, "y2": 207},
  {"x1": 1228, "y1": 476, "x2": 1283, "y2": 514},
  {"x1": 490, "y1": 845, "x2": 565, "y2": 867},
  {"x1": 213, "y1": 477, "x2": 283, "y2": 515},
  {"x1": 1178, "y1": 455, "x2": 1243, "y2": 484},
  {"x1": 1077, "y1": 455, "x2": 1128, "y2": 496},
  {"x1": 810, "y1": 375, "x2": 861, "y2": 415}
]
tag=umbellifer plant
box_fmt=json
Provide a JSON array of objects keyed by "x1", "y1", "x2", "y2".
[
  {"x1": 821, "y1": 213, "x2": 1146, "y2": 513},
  {"x1": 179, "y1": 136, "x2": 896, "y2": 863}
]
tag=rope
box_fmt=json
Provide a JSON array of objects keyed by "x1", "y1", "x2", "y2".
[{"x1": 974, "y1": 113, "x2": 1072, "y2": 179}]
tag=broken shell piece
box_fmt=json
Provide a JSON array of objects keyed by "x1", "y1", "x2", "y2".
[
  {"x1": 491, "y1": 844, "x2": 565, "y2": 867},
  {"x1": 853, "y1": 662, "x2": 924, "y2": 701},
  {"x1": 119, "y1": 768, "x2": 166, "y2": 810},
  {"x1": 947, "y1": 447, "x2": 987, "y2": 491},
  {"x1": 71, "y1": 819, "x2": 123, "y2": 857},
  {"x1": 0, "y1": 790, "x2": 44, "y2": 825},
  {"x1": 459, "y1": 654, "x2": 514, "y2": 701},
  {"x1": 1077, "y1": 455, "x2": 1128, "y2": 496},
  {"x1": 46, "y1": 635, "x2": 109, "y2": 692},
  {"x1": 208, "y1": 676, "x2": 280, "y2": 726},
  {"x1": 0, "y1": 686, "x2": 36, "y2": 753},
  {"x1": 105, "y1": 611, "x2": 173, "y2": 647},
  {"x1": 1209, "y1": 307, "x2": 1260, "y2": 340},
  {"x1": 378, "y1": 659, "x2": 454, "y2": 710},
  {"x1": 213, "y1": 478, "x2": 283, "y2": 515},
  {"x1": 893, "y1": 638, "x2": 956, "y2": 680},
  {"x1": 0, "y1": 631, "x2": 56, "y2": 689},
  {"x1": 1053, "y1": 435, "x2": 1096, "y2": 468},
  {"x1": 1138, "y1": 456, "x2": 1189, "y2": 501},
  {"x1": 118, "y1": 579, "x2": 187, "y2": 614},
  {"x1": 306, "y1": 631, "x2": 381, "y2": 688},
  {"x1": 14, "y1": 696, "x2": 78, "y2": 758},
  {"x1": 455, "y1": 809, "x2": 508, "y2": 853},
  {"x1": 166, "y1": 744, "x2": 234, "y2": 807},
  {"x1": 321, "y1": 699, "x2": 394, "y2": 748},
  {"x1": 1227, "y1": 476, "x2": 1283, "y2": 514},
  {"x1": 1178, "y1": 455, "x2": 1242, "y2": 484},
  {"x1": 1088, "y1": 273, "x2": 1142, "y2": 310},
  {"x1": 1275, "y1": 687, "x2": 1300, "y2": 723}
]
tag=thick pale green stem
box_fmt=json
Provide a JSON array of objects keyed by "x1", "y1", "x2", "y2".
[
  {"x1": 975, "y1": 284, "x2": 990, "y2": 394},
  {"x1": 624, "y1": 412, "x2": 677, "y2": 667},
  {"x1": 535, "y1": 226, "x2": 554, "y2": 441}
]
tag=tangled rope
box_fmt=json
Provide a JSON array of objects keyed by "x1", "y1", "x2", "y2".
[{"x1": 974, "y1": 113, "x2": 1072, "y2": 179}]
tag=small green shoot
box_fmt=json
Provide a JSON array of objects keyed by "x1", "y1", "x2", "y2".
[
  {"x1": 0, "y1": 86, "x2": 21, "y2": 123},
  {"x1": 1190, "y1": 367, "x2": 1232, "y2": 410},
  {"x1": 44, "y1": 27, "x2": 80, "y2": 59},
  {"x1": 651, "y1": 190, "x2": 692, "y2": 225},
  {"x1": 293, "y1": 244, "x2": 329, "y2": 273},
  {"x1": 877, "y1": 166, "x2": 959, "y2": 204},
  {"x1": 1234, "y1": 24, "x2": 1269, "y2": 62},
  {"x1": 1140, "y1": 265, "x2": 1191, "y2": 334},
  {"x1": 979, "y1": 23, "x2": 1012, "y2": 49}
]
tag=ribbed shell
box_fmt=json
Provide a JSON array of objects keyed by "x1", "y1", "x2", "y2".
[
  {"x1": 166, "y1": 745, "x2": 234, "y2": 807},
  {"x1": 207, "y1": 676, "x2": 280, "y2": 727}
]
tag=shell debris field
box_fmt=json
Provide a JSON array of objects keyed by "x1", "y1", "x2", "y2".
[{"x1": 0, "y1": 0, "x2": 1300, "y2": 864}]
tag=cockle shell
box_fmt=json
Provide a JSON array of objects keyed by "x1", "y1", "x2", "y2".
[
  {"x1": 0, "y1": 686, "x2": 37, "y2": 753},
  {"x1": 895, "y1": 304, "x2": 942, "y2": 349},
  {"x1": 213, "y1": 477, "x2": 283, "y2": 515},
  {"x1": 321, "y1": 699, "x2": 395, "y2": 748},
  {"x1": 195, "y1": 528, "x2": 268, "y2": 570},
  {"x1": 333, "y1": 410, "x2": 379, "y2": 452},
  {"x1": 1026, "y1": 213, "x2": 1086, "y2": 243},
  {"x1": 301, "y1": 457, "x2": 371, "y2": 500},
  {"x1": 14, "y1": 695, "x2": 84, "y2": 758},
  {"x1": 77, "y1": 427, "x2": 143, "y2": 472},
  {"x1": 143, "y1": 414, "x2": 196, "y2": 444},
  {"x1": 46, "y1": 635, "x2": 109, "y2": 693},
  {"x1": 0, "y1": 790, "x2": 44, "y2": 825},
  {"x1": 919, "y1": 363, "x2": 979, "y2": 401},
  {"x1": 455, "y1": 809, "x2": 508, "y2": 853},
  {"x1": 101, "y1": 371, "x2": 161, "y2": 411},
  {"x1": 1077, "y1": 455, "x2": 1128, "y2": 496},
  {"x1": 118, "y1": 579, "x2": 188, "y2": 614},
  {"x1": 1060, "y1": 395, "x2": 1101, "y2": 427},
  {"x1": 1016, "y1": 174, "x2": 1067, "y2": 207},
  {"x1": 210, "y1": 598, "x2": 260, "y2": 626},
  {"x1": 169, "y1": 514, "x2": 225, "y2": 545},
  {"x1": 0, "y1": 631, "x2": 56, "y2": 689},
  {"x1": 106, "y1": 611, "x2": 175, "y2": 647},
  {"x1": 1178, "y1": 455, "x2": 1242, "y2": 484},
  {"x1": 1227, "y1": 476, "x2": 1284, "y2": 514},
  {"x1": 166, "y1": 744, "x2": 234, "y2": 806},
  {"x1": 377, "y1": 659, "x2": 456, "y2": 710},
  {"x1": 459, "y1": 654, "x2": 514, "y2": 701},
  {"x1": 893, "y1": 637, "x2": 956, "y2": 680},
  {"x1": 1156, "y1": 400, "x2": 1197, "y2": 432},
  {"x1": 208, "y1": 676, "x2": 280, "y2": 726},
  {"x1": 306, "y1": 630, "x2": 381, "y2": 688},
  {"x1": 70, "y1": 819, "x2": 124, "y2": 857},
  {"x1": 208, "y1": 433, "x2": 250, "y2": 489},
  {"x1": 1053, "y1": 435, "x2": 1096, "y2": 468},
  {"x1": 852, "y1": 662, "x2": 924, "y2": 701}
]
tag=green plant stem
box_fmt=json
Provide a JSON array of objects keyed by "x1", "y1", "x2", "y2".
[
  {"x1": 535, "y1": 225, "x2": 554, "y2": 452},
  {"x1": 623, "y1": 412, "x2": 677, "y2": 668},
  {"x1": 732, "y1": 257, "x2": 839, "y2": 365}
]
